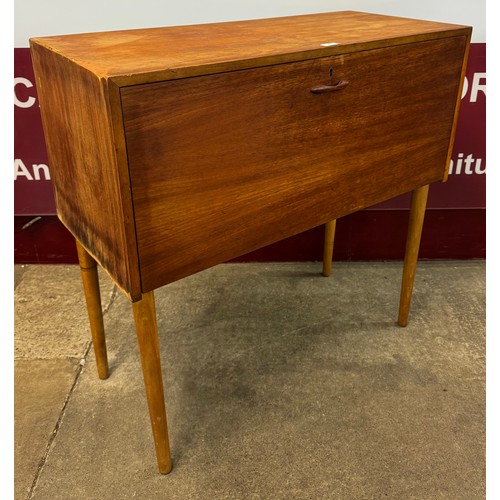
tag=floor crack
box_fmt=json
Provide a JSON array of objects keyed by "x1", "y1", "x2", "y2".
[
  {"x1": 26, "y1": 358, "x2": 85, "y2": 499},
  {"x1": 26, "y1": 284, "x2": 118, "y2": 499},
  {"x1": 103, "y1": 285, "x2": 118, "y2": 315}
]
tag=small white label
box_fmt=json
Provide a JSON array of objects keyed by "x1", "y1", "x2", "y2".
[{"x1": 320, "y1": 42, "x2": 339, "y2": 47}]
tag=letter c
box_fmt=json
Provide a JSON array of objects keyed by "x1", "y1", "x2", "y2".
[{"x1": 14, "y1": 77, "x2": 36, "y2": 108}]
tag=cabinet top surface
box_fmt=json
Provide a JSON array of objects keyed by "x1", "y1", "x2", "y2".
[{"x1": 30, "y1": 10, "x2": 470, "y2": 86}]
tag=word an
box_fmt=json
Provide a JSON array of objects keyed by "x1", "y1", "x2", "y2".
[{"x1": 14, "y1": 159, "x2": 51, "y2": 180}]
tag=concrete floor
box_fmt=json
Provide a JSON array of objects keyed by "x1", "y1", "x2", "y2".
[{"x1": 14, "y1": 261, "x2": 485, "y2": 499}]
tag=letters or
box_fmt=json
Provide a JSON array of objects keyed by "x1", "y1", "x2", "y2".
[{"x1": 461, "y1": 72, "x2": 486, "y2": 102}]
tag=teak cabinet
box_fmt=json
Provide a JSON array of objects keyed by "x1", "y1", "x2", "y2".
[{"x1": 30, "y1": 11, "x2": 471, "y2": 473}]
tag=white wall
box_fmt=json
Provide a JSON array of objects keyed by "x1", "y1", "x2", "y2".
[{"x1": 15, "y1": 0, "x2": 485, "y2": 47}]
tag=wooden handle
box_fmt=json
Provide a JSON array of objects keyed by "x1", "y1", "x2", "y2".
[{"x1": 310, "y1": 80, "x2": 349, "y2": 94}]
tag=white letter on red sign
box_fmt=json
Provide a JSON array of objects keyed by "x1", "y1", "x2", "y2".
[
  {"x1": 14, "y1": 159, "x2": 34, "y2": 180},
  {"x1": 14, "y1": 77, "x2": 36, "y2": 108},
  {"x1": 470, "y1": 73, "x2": 486, "y2": 102}
]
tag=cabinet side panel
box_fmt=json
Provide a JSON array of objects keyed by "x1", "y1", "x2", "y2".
[
  {"x1": 442, "y1": 29, "x2": 472, "y2": 182},
  {"x1": 30, "y1": 42, "x2": 139, "y2": 299}
]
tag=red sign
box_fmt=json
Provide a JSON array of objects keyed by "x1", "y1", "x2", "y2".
[
  {"x1": 430, "y1": 42, "x2": 486, "y2": 209},
  {"x1": 14, "y1": 49, "x2": 55, "y2": 214},
  {"x1": 14, "y1": 44, "x2": 486, "y2": 215}
]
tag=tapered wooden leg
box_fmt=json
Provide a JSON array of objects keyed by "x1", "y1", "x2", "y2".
[
  {"x1": 398, "y1": 184, "x2": 430, "y2": 327},
  {"x1": 76, "y1": 240, "x2": 109, "y2": 379},
  {"x1": 132, "y1": 291, "x2": 172, "y2": 474},
  {"x1": 322, "y1": 219, "x2": 337, "y2": 277}
]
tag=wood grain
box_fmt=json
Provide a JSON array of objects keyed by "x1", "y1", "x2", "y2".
[
  {"x1": 122, "y1": 36, "x2": 466, "y2": 292},
  {"x1": 30, "y1": 11, "x2": 470, "y2": 86},
  {"x1": 76, "y1": 239, "x2": 109, "y2": 379},
  {"x1": 398, "y1": 185, "x2": 430, "y2": 327},
  {"x1": 30, "y1": 42, "x2": 141, "y2": 300},
  {"x1": 322, "y1": 221, "x2": 337, "y2": 278},
  {"x1": 442, "y1": 30, "x2": 473, "y2": 182},
  {"x1": 132, "y1": 292, "x2": 172, "y2": 474},
  {"x1": 30, "y1": 12, "x2": 471, "y2": 475}
]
